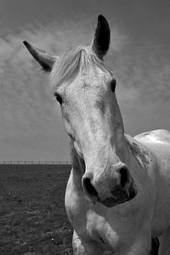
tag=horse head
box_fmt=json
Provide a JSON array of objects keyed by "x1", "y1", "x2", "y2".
[{"x1": 23, "y1": 15, "x2": 137, "y2": 207}]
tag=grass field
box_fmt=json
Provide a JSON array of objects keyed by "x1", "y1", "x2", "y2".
[{"x1": 0, "y1": 164, "x2": 73, "y2": 255}]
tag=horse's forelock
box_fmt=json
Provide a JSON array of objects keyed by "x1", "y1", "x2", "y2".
[{"x1": 50, "y1": 46, "x2": 108, "y2": 89}]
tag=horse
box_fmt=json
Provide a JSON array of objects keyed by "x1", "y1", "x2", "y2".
[{"x1": 23, "y1": 15, "x2": 170, "y2": 255}]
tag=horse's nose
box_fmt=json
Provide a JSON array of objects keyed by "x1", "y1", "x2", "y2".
[
  {"x1": 82, "y1": 175, "x2": 98, "y2": 200},
  {"x1": 118, "y1": 165, "x2": 130, "y2": 188},
  {"x1": 82, "y1": 165, "x2": 132, "y2": 204}
]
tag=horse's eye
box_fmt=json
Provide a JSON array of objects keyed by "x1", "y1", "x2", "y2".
[
  {"x1": 54, "y1": 92, "x2": 63, "y2": 105},
  {"x1": 110, "y1": 79, "x2": 116, "y2": 92}
]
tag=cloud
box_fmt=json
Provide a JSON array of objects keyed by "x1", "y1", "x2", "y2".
[{"x1": 113, "y1": 43, "x2": 170, "y2": 135}]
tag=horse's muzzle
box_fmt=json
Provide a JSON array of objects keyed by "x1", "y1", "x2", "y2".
[
  {"x1": 82, "y1": 164, "x2": 137, "y2": 207},
  {"x1": 100, "y1": 179, "x2": 137, "y2": 207}
]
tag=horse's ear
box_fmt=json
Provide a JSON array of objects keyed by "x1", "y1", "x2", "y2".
[
  {"x1": 92, "y1": 15, "x2": 110, "y2": 60},
  {"x1": 23, "y1": 41, "x2": 57, "y2": 72}
]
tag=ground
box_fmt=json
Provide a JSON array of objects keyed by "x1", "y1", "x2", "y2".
[{"x1": 0, "y1": 164, "x2": 73, "y2": 255}]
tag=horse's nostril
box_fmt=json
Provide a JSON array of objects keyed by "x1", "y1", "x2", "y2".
[
  {"x1": 83, "y1": 177, "x2": 98, "y2": 198},
  {"x1": 119, "y1": 166, "x2": 129, "y2": 188}
]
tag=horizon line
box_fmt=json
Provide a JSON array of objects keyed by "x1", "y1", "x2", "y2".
[{"x1": 0, "y1": 160, "x2": 71, "y2": 165}]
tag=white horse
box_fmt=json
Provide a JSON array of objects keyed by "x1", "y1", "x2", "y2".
[{"x1": 24, "y1": 15, "x2": 170, "y2": 255}]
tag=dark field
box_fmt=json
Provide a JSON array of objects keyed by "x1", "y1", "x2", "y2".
[{"x1": 0, "y1": 164, "x2": 73, "y2": 255}]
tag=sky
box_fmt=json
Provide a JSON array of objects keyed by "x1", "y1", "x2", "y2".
[{"x1": 0, "y1": 0, "x2": 170, "y2": 161}]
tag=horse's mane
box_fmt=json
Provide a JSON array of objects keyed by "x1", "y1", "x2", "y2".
[{"x1": 50, "y1": 46, "x2": 110, "y2": 88}]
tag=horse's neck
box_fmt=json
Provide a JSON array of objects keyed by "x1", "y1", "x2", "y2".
[{"x1": 124, "y1": 134, "x2": 153, "y2": 169}]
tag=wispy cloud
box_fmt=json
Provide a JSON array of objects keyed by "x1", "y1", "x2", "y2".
[{"x1": 113, "y1": 42, "x2": 170, "y2": 135}]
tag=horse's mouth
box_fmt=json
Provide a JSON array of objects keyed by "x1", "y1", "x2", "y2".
[{"x1": 99, "y1": 182, "x2": 137, "y2": 208}]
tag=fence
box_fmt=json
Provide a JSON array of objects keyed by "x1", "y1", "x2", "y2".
[{"x1": 0, "y1": 160, "x2": 70, "y2": 165}]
